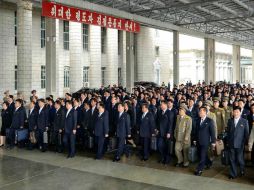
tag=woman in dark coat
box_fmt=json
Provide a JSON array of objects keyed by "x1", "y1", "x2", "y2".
[{"x1": 0, "y1": 102, "x2": 12, "y2": 147}]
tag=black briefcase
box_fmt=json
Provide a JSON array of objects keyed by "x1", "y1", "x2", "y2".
[
  {"x1": 167, "y1": 139, "x2": 175, "y2": 155},
  {"x1": 150, "y1": 136, "x2": 157, "y2": 151},
  {"x1": 58, "y1": 133, "x2": 62, "y2": 146},
  {"x1": 221, "y1": 149, "x2": 230, "y2": 166},
  {"x1": 108, "y1": 137, "x2": 117, "y2": 151},
  {"x1": 86, "y1": 136, "x2": 94, "y2": 149}
]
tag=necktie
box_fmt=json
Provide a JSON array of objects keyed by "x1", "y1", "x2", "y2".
[
  {"x1": 142, "y1": 113, "x2": 145, "y2": 119},
  {"x1": 200, "y1": 119, "x2": 204, "y2": 125}
]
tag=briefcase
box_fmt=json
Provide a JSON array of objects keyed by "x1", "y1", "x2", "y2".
[
  {"x1": 244, "y1": 145, "x2": 252, "y2": 161},
  {"x1": 167, "y1": 139, "x2": 175, "y2": 155},
  {"x1": 58, "y1": 133, "x2": 62, "y2": 146},
  {"x1": 221, "y1": 149, "x2": 230, "y2": 166},
  {"x1": 43, "y1": 131, "x2": 48, "y2": 144},
  {"x1": 86, "y1": 136, "x2": 94, "y2": 149},
  {"x1": 215, "y1": 140, "x2": 224, "y2": 156},
  {"x1": 29, "y1": 131, "x2": 37, "y2": 144},
  {"x1": 188, "y1": 145, "x2": 198, "y2": 163},
  {"x1": 150, "y1": 136, "x2": 157, "y2": 151},
  {"x1": 108, "y1": 137, "x2": 117, "y2": 151},
  {"x1": 15, "y1": 129, "x2": 29, "y2": 142}
]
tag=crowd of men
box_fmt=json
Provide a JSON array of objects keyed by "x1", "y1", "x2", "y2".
[{"x1": 1, "y1": 81, "x2": 254, "y2": 180}]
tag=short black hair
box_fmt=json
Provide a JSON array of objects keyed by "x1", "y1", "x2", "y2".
[
  {"x1": 118, "y1": 102, "x2": 124, "y2": 107},
  {"x1": 233, "y1": 106, "x2": 241, "y2": 111},
  {"x1": 199, "y1": 106, "x2": 208, "y2": 113},
  {"x1": 55, "y1": 100, "x2": 61, "y2": 106},
  {"x1": 15, "y1": 99, "x2": 23, "y2": 104},
  {"x1": 161, "y1": 100, "x2": 168, "y2": 105},
  {"x1": 9, "y1": 95, "x2": 14, "y2": 99},
  {"x1": 141, "y1": 103, "x2": 149, "y2": 109},
  {"x1": 98, "y1": 102, "x2": 105, "y2": 109},
  {"x1": 3, "y1": 101, "x2": 9, "y2": 106},
  {"x1": 65, "y1": 100, "x2": 73, "y2": 105},
  {"x1": 38, "y1": 98, "x2": 45, "y2": 103}
]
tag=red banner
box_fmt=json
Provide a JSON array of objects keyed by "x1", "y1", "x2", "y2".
[{"x1": 42, "y1": 1, "x2": 140, "y2": 33}]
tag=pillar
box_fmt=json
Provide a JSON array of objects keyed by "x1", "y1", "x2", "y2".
[
  {"x1": 69, "y1": 22, "x2": 83, "y2": 92},
  {"x1": 252, "y1": 50, "x2": 254, "y2": 84},
  {"x1": 204, "y1": 38, "x2": 215, "y2": 84},
  {"x1": 89, "y1": 25, "x2": 101, "y2": 88},
  {"x1": 126, "y1": 32, "x2": 135, "y2": 92},
  {"x1": 232, "y1": 45, "x2": 241, "y2": 83},
  {"x1": 17, "y1": 0, "x2": 33, "y2": 101},
  {"x1": 105, "y1": 28, "x2": 118, "y2": 86},
  {"x1": 173, "y1": 30, "x2": 179, "y2": 86},
  {"x1": 45, "y1": 18, "x2": 57, "y2": 97},
  {"x1": 121, "y1": 31, "x2": 127, "y2": 88}
]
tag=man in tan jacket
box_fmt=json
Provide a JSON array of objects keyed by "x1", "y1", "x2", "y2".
[{"x1": 174, "y1": 105, "x2": 192, "y2": 167}]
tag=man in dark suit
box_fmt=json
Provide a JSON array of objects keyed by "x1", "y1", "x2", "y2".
[
  {"x1": 194, "y1": 106, "x2": 216, "y2": 176},
  {"x1": 37, "y1": 99, "x2": 49, "y2": 152},
  {"x1": 94, "y1": 102, "x2": 109, "y2": 159},
  {"x1": 238, "y1": 99, "x2": 250, "y2": 119},
  {"x1": 81, "y1": 102, "x2": 92, "y2": 135},
  {"x1": 113, "y1": 103, "x2": 131, "y2": 162},
  {"x1": 7, "y1": 99, "x2": 24, "y2": 149},
  {"x1": 73, "y1": 98, "x2": 83, "y2": 147},
  {"x1": 139, "y1": 103, "x2": 156, "y2": 161},
  {"x1": 90, "y1": 98, "x2": 99, "y2": 134},
  {"x1": 103, "y1": 91, "x2": 112, "y2": 112},
  {"x1": 187, "y1": 98, "x2": 199, "y2": 142},
  {"x1": 167, "y1": 99, "x2": 177, "y2": 135},
  {"x1": 109, "y1": 97, "x2": 118, "y2": 136},
  {"x1": 28, "y1": 101, "x2": 38, "y2": 149},
  {"x1": 52, "y1": 100, "x2": 65, "y2": 153},
  {"x1": 227, "y1": 106, "x2": 249, "y2": 179},
  {"x1": 63, "y1": 100, "x2": 77, "y2": 158},
  {"x1": 156, "y1": 100, "x2": 172, "y2": 164}
]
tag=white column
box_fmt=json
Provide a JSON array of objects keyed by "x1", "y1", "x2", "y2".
[
  {"x1": 45, "y1": 18, "x2": 57, "y2": 97},
  {"x1": 69, "y1": 22, "x2": 83, "y2": 92},
  {"x1": 17, "y1": 0, "x2": 33, "y2": 101},
  {"x1": 173, "y1": 30, "x2": 179, "y2": 85},
  {"x1": 204, "y1": 38, "x2": 215, "y2": 83},
  {"x1": 126, "y1": 32, "x2": 135, "y2": 92},
  {"x1": 121, "y1": 31, "x2": 127, "y2": 87},
  {"x1": 105, "y1": 28, "x2": 118, "y2": 86},
  {"x1": 252, "y1": 50, "x2": 254, "y2": 84},
  {"x1": 232, "y1": 45, "x2": 241, "y2": 83},
  {"x1": 89, "y1": 25, "x2": 101, "y2": 88}
]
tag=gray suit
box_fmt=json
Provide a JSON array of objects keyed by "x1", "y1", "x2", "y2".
[{"x1": 227, "y1": 117, "x2": 249, "y2": 177}]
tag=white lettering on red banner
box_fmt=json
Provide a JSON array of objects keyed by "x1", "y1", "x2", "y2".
[{"x1": 42, "y1": 1, "x2": 140, "y2": 33}]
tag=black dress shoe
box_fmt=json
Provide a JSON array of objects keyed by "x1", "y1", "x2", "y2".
[
  {"x1": 194, "y1": 171, "x2": 202, "y2": 176},
  {"x1": 175, "y1": 162, "x2": 183, "y2": 167},
  {"x1": 142, "y1": 158, "x2": 148, "y2": 161},
  {"x1": 228, "y1": 175, "x2": 236, "y2": 180},
  {"x1": 158, "y1": 159, "x2": 164, "y2": 164},
  {"x1": 113, "y1": 157, "x2": 120, "y2": 162},
  {"x1": 240, "y1": 171, "x2": 245, "y2": 177}
]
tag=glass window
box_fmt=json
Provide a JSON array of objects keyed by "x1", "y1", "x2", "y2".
[
  {"x1": 15, "y1": 65, "x2": 17, "y2": 90},
  {"x1": 41, "y1": 65, "x2": 46, "y2": 89},
  {"x1": 101, "y1": 27, "x2": 107, "y2": 54},
  {"x1": 82, "y1": 24, "x2": 89, "y2": 51},
  {"x1": 118, "y1": 30, "x2": 122, "y2": 55},
  {"x1": 63, "y1": 21, "x2": 69, "y2": 50},
  {"x1": 41, "y1": 16, "x2": 46, "y2": 48},
  {"x1": 15, "y1": 11, "x2": 17, "y2": 46},
  {"x1": 83, "y1": 66, "x2": 89, "y2": 83},
  {"x1": 64, "y1": 66, "x2": 70, "y2": 88},
  {"x1": 101, "y1": 67, "x2": 106, "y2": 86}
]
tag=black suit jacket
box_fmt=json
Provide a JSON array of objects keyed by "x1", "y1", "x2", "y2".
[
  {"x1": 94, "y1": 111, "x2": 109, "y2": 137},
  {"x1": 53, "y1": 107, "x2": 65, "y2": 131},
  {"x1": 28, "y1": 108, "x2": 38, "y2": 131},
  {"x1": 11, "y1": 107, "x2": 25, "y2": 129},
  {"x1": 37, "y1": 107, "x2": 49, "y2": 130},
  {"x1": 227, "y1": 118, "x2": 249, "y2": 149},
  {"x1": 157, "y1": 110, "x2": 172, "y2": 137},
  {"x1": 195, "y1": 117, "x2": 216, "y2": 147},
  {"x1": 139, "y1": 112, "x2": 155, "y2": 138},
  {"x1": 64, "y1": 109, "x2": 77, "y2": 134},
  {"x1": 116, "y1": 112, "x2": 131, "y2": 138}
]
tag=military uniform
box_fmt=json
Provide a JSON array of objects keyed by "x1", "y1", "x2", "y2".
[
  {"x1": 205, "y1": 100, "x2": 218, "y2": 138},
  {"x1": 211, "y1": 98, "x2": 226, "y2": 137},
  {"x1": 222, "y1": 98, "x2": 232, "y2": 128},
  {"x1": 174, "y1": 105, "x2": 192, "y2": 166}
]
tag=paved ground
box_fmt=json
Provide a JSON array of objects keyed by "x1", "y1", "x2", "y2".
[{"x1": 0, "y1": 147, "x2": 253, "y2": 190}]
